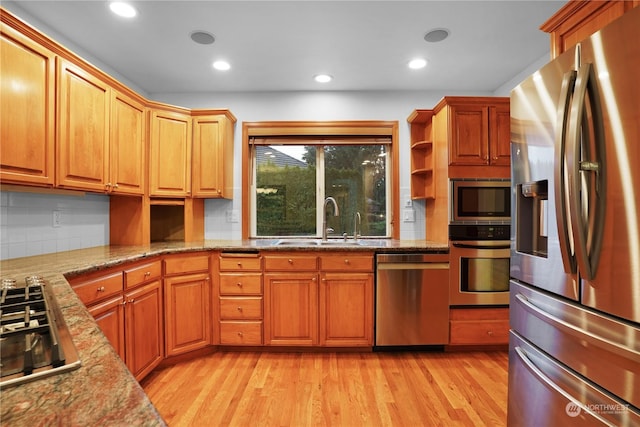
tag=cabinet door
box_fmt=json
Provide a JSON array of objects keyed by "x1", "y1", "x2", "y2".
[
  {"x1": 0, "y1": 24, "x2": 55, "y2": 186},
  {"x1": 57, "y1": 59, "x2": 110, "y2": 191},
  {"x1": 110, "y1": 91, "x2": 146, "y2": 195},
  {"x1": 164, "y1": 272, "x2": 211, "y2": 356},
  {"x1": 124, "y1": 280, "x2": 163, "y2": 380},
  {"x1": 320, "y1": 272, "x2": 373, "y2": 347},
  {"x1": 89, "y1": 295, "x2": 125, "y2": 360},
  {"x1": 264, "y1": 273, "x2": 318, "y2": 346},
  {"x1": 192, "y1": 114, "x2": 232, "y2": 198},
  {"x1": 448, "y1": 104, "x2": 489, "y2": 166},
  {"x1": 489, "y1": 103, "x2": 511, "y2": 166},
  {"x1": 149, "y1": 110, "x2": 192, "y2": 197}
]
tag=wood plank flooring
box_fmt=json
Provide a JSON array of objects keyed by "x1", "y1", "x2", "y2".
[{"x1": 140, "y1": 350, "x2": 508, "y2": 427}]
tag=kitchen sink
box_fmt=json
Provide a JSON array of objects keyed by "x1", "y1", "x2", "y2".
[
  {"x1": 270, "y1": 238, "x2": 391, "y2": 247},
  {"x1": 273, "y1": 239, "x2": 364, "y2": 246}
]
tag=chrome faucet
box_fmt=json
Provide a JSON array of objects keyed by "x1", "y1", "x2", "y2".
[
  {"x1": 322, "y1": 197, "x2": 339, "y2": 241},
  {"x1": 353, "y1": 211, "x2": 361, "y2": 241}
]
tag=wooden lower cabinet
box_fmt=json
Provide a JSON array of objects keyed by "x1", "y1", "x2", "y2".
[
  {"x1": 320, "y1": 272, "x2": 373, "y2": 346},
  {"x1": 449, "y1": 307, "x2": 509, "y2": 346},
  {"x1": 163, "y1": 253, "x2": 212, "y2": 356},
  {"x1": 264, "y1": 272, "x2": 318, "y2": 346},
  {"x1": 69, "y1": 259, "x2": 164, "y2": 380},
  {"x1": 263, "y1": 252, "x2": 374, "y2": 347},
  {"x1": 88, "y1": 295, "x2": 125, "y2": 360},
  {"x1": 124, "y1": 280, "x2": 164, "y2": 379},
  {"x1": 217, "y1": 253, "x2": 263, "y2": 345}
]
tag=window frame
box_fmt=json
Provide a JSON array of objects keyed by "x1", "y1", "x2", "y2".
[{"x1": 242, "y1": 121, "x2": 400, "y2": 240}]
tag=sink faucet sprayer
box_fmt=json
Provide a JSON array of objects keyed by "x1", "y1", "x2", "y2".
[{"x1": 322, "y1": 197, "x2": 339, "y2": 241}]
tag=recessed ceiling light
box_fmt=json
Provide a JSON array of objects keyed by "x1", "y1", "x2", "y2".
[
  {"x1": 424, "y1": 28, "x2": 450, "y2": 43},
  {"x1": 109, "y1": 2, "x2": 137, "y2": 18},
  {"x1": 190, "y1": 31, "x2": 215, "y2": 45},
  {"x1": 213, "y1": 60, "x2": 231, "y2": 71},
  {"x1": 408, "y1": 58, "x2": 427, "y2": 69},
  {"x1": 314, "y1": 74, "x2": 333, "y2": 83}
]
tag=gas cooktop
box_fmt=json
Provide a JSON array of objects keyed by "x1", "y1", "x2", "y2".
[{"x1": 0, "y1": 276, "x2": 81, "y2": 388}]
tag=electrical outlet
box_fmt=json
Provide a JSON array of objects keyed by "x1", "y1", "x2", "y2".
[
  {"x1": 52, "y1": 210, "x2": 62, "y2": 227},
  {"x1": 225, "y1": 210, "x2": 239, "y2": 223}
]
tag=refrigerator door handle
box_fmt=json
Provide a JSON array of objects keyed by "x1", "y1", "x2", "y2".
[
  {"x1": 514, "y1": 294, "x2": 640, "y2": 361},
  {"x1": 513, "y1": 346, "x2": 616, "y2": 426},
  {"x1": 566, "y1": 63, "x2": 607, "y2": 280},
  {"x1": 554, "y1": 70, "x2": 578, "y2": 274}
]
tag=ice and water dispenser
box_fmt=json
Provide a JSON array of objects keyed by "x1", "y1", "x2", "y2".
[{"x1": 516, "y1": 180, "x2": 548, "y2": 258}]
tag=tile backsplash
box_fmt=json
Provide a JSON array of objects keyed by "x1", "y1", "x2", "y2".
[{"x1": 0, "y1": 191, "x2": 110, "y2": 260}]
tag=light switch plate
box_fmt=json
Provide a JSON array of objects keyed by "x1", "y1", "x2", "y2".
[{"x1": 402, "y1": 209, "x2": 415, "y2": 222}]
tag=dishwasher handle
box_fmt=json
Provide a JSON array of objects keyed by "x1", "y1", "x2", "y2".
[{"x1": 377, "y1": 262, "x2": 449, "y2": 270}]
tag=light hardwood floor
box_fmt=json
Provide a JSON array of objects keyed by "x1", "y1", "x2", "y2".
[{"x1": 141, "y1": 350, "x2": 509, "y2": 427}]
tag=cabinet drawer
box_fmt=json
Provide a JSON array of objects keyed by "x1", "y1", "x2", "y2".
[
  {"x1": 124, "y1": 260, "x2": 162, "y2": 289},
  {"x1": 219, "y1": 273, "x2": 262, "y2": 295},
  {"x1": 320, "y1": 254, "x2": 373, "y2": 271},
  {"x1": 164, "y1": 253, "x2": 210, "y2": 276},
  {"x1": 219, "y1": 255, "x2": 262, "y2": 271},
  {"x1": 449, "y1": 319, "x2": 510, "y2": 345},
  {"x1": 219, "y1": 297, "x2": 262, "y2": 320},
  {"x1": 72, "y1": 271, "x2": 123, "y2": 306},
  {"x1": 263, "y1": 255, "x2": 317, "y2": 271},
  {"x1": 220, "y1": 321, "x2": 262, "y2": 345}
]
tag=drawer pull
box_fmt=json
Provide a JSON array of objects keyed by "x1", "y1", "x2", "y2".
[
  {"x1": 344, "y1": 259, "x2": 350, "y2": 264},
  {"x1": 487, "y1": 331, "x2": 494, "y2": 336},
  {"x1": 237, "y1": 262, "x2": 242, "y2": 267},
  {"x1": 237, "y1": 306, "x2": 243, "y2": 312},
  {"x1": 237, "y1": 332, "x2": 244, "y2": 337},
  {"x1": 288, "y1": 259, "x2": 293, "y2": 264},
  {"x1": 97, "y1": 286, "x2": 105, "y2": 292},
  {"x1": 144, "y1": 271, "x2": 151, "y2": 277},
  {"x1": 236, "y1": 282, "x2": 243, "y2": 288}
]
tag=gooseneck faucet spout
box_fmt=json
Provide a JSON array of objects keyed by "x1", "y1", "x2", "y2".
[
  {"x1": 322, "y1": 197, "x2": 339, "y2": 241},
  {"x1": 353, "y1": 211, "x2": 361, "y2": 241}
]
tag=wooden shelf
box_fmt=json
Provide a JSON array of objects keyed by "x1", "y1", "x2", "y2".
[{"x1": 407, "y1": 110, "x2": 435, "y2": 200}]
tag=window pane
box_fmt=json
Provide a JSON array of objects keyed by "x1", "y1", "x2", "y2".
[
  {"x1": 255, "y1": 145, "x2": 316, "y2": 236},
  {"x1": 324, "y1": 145, "x2": 387, "y2": 237}
]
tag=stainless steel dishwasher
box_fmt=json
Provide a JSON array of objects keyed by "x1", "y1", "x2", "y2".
[{"x1": 375, "y1": 253, "x2": 450, "y2": 347}]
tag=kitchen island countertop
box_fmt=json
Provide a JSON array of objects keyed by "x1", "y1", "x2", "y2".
[{"x1": 0, "y1": 239, "x2": 448, "y2": 425}]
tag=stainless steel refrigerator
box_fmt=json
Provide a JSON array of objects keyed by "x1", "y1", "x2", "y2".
[{"x1": 508, "y1": 6, "x2": 640, "y2": 426}]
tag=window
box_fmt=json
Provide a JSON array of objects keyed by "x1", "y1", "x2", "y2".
[{"x1": 242, "y1": 122, "x2": 399, "y2": 240}]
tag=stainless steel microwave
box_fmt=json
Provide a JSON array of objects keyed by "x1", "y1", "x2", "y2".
[{"x1": 450, "y1": 179, "x2": 511, "y2": 223}]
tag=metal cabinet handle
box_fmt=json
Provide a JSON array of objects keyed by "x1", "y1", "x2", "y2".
[{"x1": 97, "y1": 286, "x2": 105, "y2": 292}]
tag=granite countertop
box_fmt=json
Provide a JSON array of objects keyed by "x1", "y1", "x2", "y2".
[{"x1": 0, "y1": 239, "x2": 448, "y2": 425}]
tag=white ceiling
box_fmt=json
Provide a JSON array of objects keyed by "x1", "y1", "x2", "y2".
[{"x1": 5, "y1": 0, "x2": 565, "y2": 94}]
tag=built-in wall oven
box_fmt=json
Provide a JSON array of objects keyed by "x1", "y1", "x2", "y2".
[{"x1": 449, "y1": 179, "x2": 511, "y2": 306}]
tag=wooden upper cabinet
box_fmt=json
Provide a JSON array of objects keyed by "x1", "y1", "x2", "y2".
[
  {"x1": 448, "y1": 102, "x2": 490, "y2": 166},
  {"x1": 434, "y1": 97, "x2": 510, "y2": 175},
  {"x1": 149, "y1": 108, "x2": 192, "y2": 197},
  {"x1": 0, "y1": 22, "x2": 55, "y2": 187},
  {"x1": 541, "y1": 0, "x2": 639, "y2": 59},
  {"x1": 489, "y1": 102, "x2": 511, "y2": 167},
  {"x1": 110, "y1": 90, "x2": 146, "y2": 195},
  {"x1": 57, "y1": 59, "x2": 111, "y2": 192},
  {"x1": 191, "y1": 112, "x2": 236, "y2": 198}
]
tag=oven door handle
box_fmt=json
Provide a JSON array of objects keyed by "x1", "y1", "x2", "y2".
[{"x1": 451, "y1": 241, "x2": 510, "y2": 250}]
